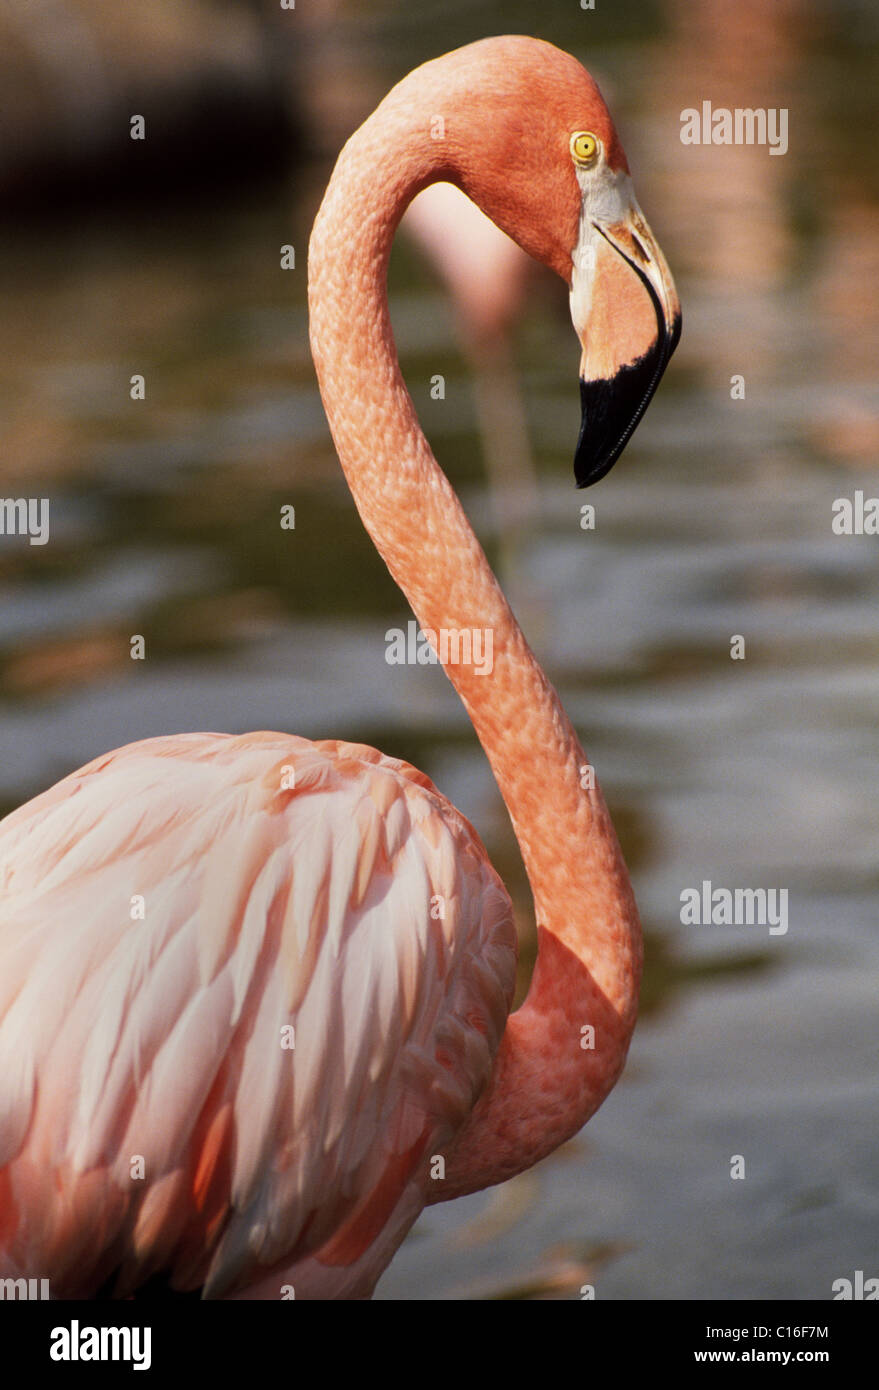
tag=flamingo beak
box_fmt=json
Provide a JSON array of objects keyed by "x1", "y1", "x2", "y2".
[{"x1": 570, "y1": 198, "x2": 681, "y2": 487}]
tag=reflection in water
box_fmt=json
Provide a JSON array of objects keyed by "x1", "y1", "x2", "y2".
[{"x1": 0, "y1": 0, "x2": 877, "y2": 1300}]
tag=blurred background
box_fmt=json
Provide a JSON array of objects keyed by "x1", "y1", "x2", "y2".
[{"x1": 1, "y1": 0, "x2": 877, "y2": 1299}]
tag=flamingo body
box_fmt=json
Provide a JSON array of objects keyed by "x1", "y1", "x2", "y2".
[
  {"x1": 0, "y1": 734, "x2": 515, "y2": 1297},
  {"x1": 0, "y1": 35, "x2": 679, "y2": 1298}
]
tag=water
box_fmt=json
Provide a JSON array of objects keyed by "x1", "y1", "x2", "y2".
[{"x1": 0, "y1": 0, "x2": 876, "y2": 1299}]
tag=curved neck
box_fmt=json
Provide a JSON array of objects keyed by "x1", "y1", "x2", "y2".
[{"x1": 308, "y1": 84, "x2": 641, "y2": 1197}]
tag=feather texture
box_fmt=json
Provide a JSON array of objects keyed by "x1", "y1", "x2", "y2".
[{"x1": 0, "y1": 733, "x2": 517, "y2": 1298}]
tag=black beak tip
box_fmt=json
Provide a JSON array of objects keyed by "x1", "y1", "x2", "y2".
[
  {"x1": 573, "y1": 393, "x2": 624, "y2": 489},
  {"x1": 574, "y1": 309, "x2": 681, "y2": 489},
  {"x1": 668, "y1": 308, "x2": 683, "y2": 356},
  {"x1": 573, "y1": 358, "x2": 654, "y2": 489}
]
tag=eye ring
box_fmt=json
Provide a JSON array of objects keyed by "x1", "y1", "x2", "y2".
[{"x1": 570, "y1": 131, "x2": 600, "y2": 168}]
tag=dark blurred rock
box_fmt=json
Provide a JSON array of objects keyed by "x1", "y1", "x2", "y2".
[{"x1": 0, "y1": 0, "x2": 302, "y2": 213}]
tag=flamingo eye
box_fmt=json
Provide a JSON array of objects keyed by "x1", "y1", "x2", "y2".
[{"x1": 570, "y1": 131, "x2": 600, "y2": 167}]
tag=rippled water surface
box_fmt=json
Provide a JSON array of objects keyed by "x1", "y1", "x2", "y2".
[{"x1": 1, "y1": 0, "x2": 877, "y2": 1298}]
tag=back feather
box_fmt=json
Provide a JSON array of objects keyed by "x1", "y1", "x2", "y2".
[{"x1": 0, "y1": 732, "x2": 517, "y2": 1297}]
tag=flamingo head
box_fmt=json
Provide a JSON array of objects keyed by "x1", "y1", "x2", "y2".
[
  {"x1": 566, "y1": 129, "x2": 682, "y2": 488},
  {"x1": 443, "y1": 36, "x2": 681, "y2": 486}
]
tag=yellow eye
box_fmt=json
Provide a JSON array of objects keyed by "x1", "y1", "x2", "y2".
[{"x1": 570, "y1": 131, "x2": 600, "y2": 167}]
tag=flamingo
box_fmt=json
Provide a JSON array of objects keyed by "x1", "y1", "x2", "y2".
[
  {"x1": 0, "y1": 35, "x2": 680, "y2": 1299},
  {"x1": 403, "y1": 181, "x2": 540, "y2": 548}
]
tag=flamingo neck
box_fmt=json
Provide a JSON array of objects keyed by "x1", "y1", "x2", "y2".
[{"x1": 308, "y1": 80, "x2": 641, "y2": 1199}]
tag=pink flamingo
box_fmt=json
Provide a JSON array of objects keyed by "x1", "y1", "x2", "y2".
[
  {"x1": 403, "y1": 181, "x2": 540, "y2": 544},
  {"x1": 0, "y1": 36, "x2": 679, "y2": 1299}
]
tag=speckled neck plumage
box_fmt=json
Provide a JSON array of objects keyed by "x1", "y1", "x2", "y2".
[{"x1": 308, "y1": 39, "x2": 642, "y2": 1196}]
